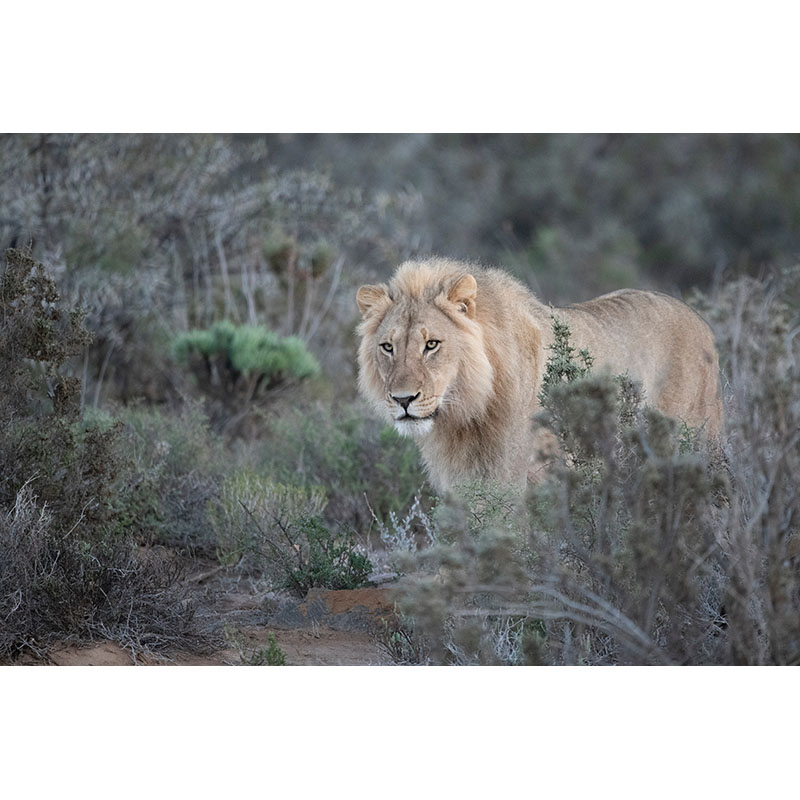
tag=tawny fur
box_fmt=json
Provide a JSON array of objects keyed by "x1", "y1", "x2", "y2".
[{"x1": 356, "y1": 258, "x2": 723, "y2": 493}]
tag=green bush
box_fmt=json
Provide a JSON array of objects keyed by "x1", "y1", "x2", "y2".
[
  {"x1": 174, "y1": 321, "x2": 320, "y2": 435},
  {"x1": 225, "y1": 628, "x2": 287, "y2": 666},
  {"x1": 209, "y1": 470, "x2": 371, "y2": 595},
  {"x1": 174, "y1": 320, "x2": 320, "y2": 383},
  {"x1": 95, "y1": 394, "x2": 432, "y2": 560},
  {"x1": 286, "y1": 516, "x2": 373, "y2": 593},
  {"x1": 105, "y1": 402, "x2": 227, "y2": 551},
  {"x1": 253, "y1": 634, "x2": 287, "y2": 666},
  {"x1": 252, "y1": 402, "x2": 435, "y2": 533}
]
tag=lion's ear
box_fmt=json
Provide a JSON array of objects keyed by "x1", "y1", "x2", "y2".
[
  {"x1": 448, "y1": 274, "x2": 477, "y2": 318},
  {"x1": 356, "y1": 284, "x2": 391, "y2": 317}
]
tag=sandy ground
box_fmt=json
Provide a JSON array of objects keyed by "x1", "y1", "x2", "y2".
[
  {"x1": 17, "y1": 558, "x2": 401, "y2": 666},
  {"x1": 45, "y1": 626, "x2": 391, "y2": 666}
]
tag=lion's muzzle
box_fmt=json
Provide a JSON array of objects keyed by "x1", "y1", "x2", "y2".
[
  {"x1": 391, "y1": 392, "x2": 420, "y2": 412},
  {"x1": 387, "y1": 390, "x2": 440, "y2": 436}
]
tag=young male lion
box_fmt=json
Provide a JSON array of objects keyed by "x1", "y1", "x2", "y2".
[{"x1": 356, "y1": 258, "x2": 722, "y2": 493}]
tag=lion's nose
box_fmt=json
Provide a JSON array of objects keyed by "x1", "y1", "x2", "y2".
[{"x1": 392, "y1": 392, "x2": 420, "y2": 411}]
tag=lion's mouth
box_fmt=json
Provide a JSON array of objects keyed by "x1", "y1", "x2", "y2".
[
  {"x1": 393, "y1": 407, "x2": 438, "y2": 437},
  {"x1": 398, "y1": 408, "x2": 439, "y2": 422}
]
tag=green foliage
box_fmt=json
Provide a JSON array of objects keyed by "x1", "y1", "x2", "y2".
[
  {"x1": 102, "y1": 396, "x2": 432, "y2": 558},
  {"x1": 537, "y1": 316, "x2": 621, "y2": 469},
  {"x1": 255, "y1": 403, "x2": 433, "y2": 532},
  {"x1": 258, "y1": 634, "x2": 288, "y2": 666},
  {"x1": 539, "y1": 315, "x2": 594, "y2": 398},
  {"x1": 118, "y1": 402, "x2": 224, "y2": 476},
  {"x1": 286, "y1": 517, "x2": 373, "y2": 593},
  {"x1": 174, "y1": 320, "x2": 320, "y2": 383},
  {"x1": 173, "y1": 321, "x2": 320, "y2": 435},
  {"x1": 108, "y1": 403, "x2": 226, "y2": 550},
  {"x1": 226, "y1": 628, "x2": 287, "y2": 666},
  {"x1": 209, "y1": 470, "x2": 372, "y2": 595},
  {"x1": 1, "y1": 249, "x2": 107, "y2": 534}
]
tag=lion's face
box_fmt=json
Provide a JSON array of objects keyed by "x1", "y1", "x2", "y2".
[
  {"x1": 356, "y1": 269, "x2": 494, "y2": 438},
  {"x1": 364, "y1": 301, "x2": 464, "y2": 437}
]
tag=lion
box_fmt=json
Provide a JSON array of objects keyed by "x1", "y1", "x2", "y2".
[{"x1": 356, "y1": 257, "x2": 723, "y2": 493}]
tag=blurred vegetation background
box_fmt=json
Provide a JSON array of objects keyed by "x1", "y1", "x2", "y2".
[
  {"x1": 2, "y1": 133, "x2": 799, "y2": 409},
  {"x1": 1, "y1": 133, "x2": 799, "y2": 662}
]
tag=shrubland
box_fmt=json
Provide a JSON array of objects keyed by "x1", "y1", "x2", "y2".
[
  {"x1": 0, "y1": 249, "x2": 424, "y2": 660},
  {"x1": 3, "y1": 134, "x2": 799, "y2": 406},
  {"x1": 388, "y1": 267, "x2": 800, "y2": 665},
  {"x1": 1, "y1": 134, "x2": 797, "y2": 665},
  {"x1": 0, "y1": 250, "x2": 213, "y2": 660},
  {"x1": 0, "y1": 134, "x2": 422, "y2": 406}
]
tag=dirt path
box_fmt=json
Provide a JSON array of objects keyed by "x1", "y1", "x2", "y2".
[
  {"x1": 45, "y1": 626, "x2": 391, "y2": 666},
  {"x1": 9, "y1": 550, "x2": 404, "y2": 667},
  {"x1": 27, "y1": 559, "x2": 401, "y2": 666}
]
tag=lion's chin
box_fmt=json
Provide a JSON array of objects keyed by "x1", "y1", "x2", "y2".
[{"x1": 393, "y1": 416, "x2": 435, "y2": 438}]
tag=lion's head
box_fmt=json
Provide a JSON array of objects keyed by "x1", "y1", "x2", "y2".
[{"x1": 356, "y1": 260, "x2": 494, "y2": 438}]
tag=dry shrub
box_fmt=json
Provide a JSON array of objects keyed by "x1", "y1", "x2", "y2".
[
  {"x1": 0, "y1": 250, "x2": 214, "y2": 661},
  {"x1": 0, "y1": 481, "x2": 209, "y2": 659},
  {"x1": 697, "y1": 267, "x2": 800, "y2": 664},
  {"x1": 392, "y1": 270, "x2": 800, "y2": 664}
]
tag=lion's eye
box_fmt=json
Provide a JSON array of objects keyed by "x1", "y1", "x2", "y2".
[
  {"x1": 380, "y1": 342, "x2": 394, "y2": 354},
  {"x1": 425, "y1": 340, "x2": 440, "y2": 351}
]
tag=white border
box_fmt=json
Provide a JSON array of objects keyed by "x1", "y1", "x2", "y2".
[
  {"x1": 6, "y1": 2, "x2": 799, "y2": 131},
  {"x1": 2, "y1": 666, "x2": 796, "y2": 796}
]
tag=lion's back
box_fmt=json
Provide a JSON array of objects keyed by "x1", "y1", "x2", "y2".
[{"x1": 559, "y1": 289, "x2": 723, "y2": 435}]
